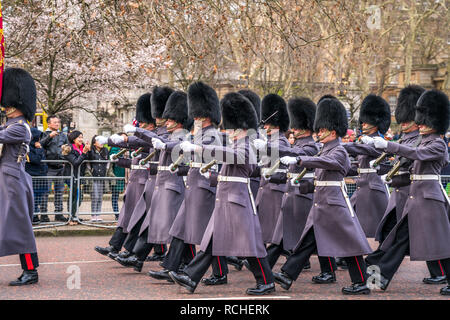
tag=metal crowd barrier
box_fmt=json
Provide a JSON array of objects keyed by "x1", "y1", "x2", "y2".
[
  {"x1": 31, "y1": 160, "x2": 73, "y2": 229},
  {"x1": 75, "y1": 160, "x2": 126, "y2": 229}
]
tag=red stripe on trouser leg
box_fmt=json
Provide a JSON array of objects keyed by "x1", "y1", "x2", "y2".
[
  {"x1": 161, "y1": 245, "x2": 164, "y2": 253},
  {"x1": 257, "y1": 258, "x2": 267, "y2": 285},
  {"x1": 438, "y1": 260, "x2": 445, "y2": 276},
  {"x1": 355, "y1": 256, "x2": 364, "y2": 282},
  {"x1": 24, "y1": 254, "x2": 34, "y2": 270},
  {"x1": 190, "y1": 245, "x2": 195, "y2": 258},
  {"x1": 328, "y1": 257, "x2": 334, "y2": 272},
  {"x1": 217, "y1": 257, "x2": 223, "y2": 276}
]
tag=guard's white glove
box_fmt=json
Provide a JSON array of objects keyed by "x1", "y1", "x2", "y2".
[
  {"x1": 200, "y1": 170, "x2": 211, "y2": 180},
  {"x1": 110, "y1": 134, "x2": 124, "y2": 144},
  {"x1": 373, "y1": 137, "x2": 388, "y2": 149},
  {"x1": 109, "y1": 154, "x2": 119, "y2": 162},
  {"x1": 168, "y1": 163, "x2": 178, "y2": 174},
  {"x1": 361, "y1": 136, "x2": 374, "y2": 145},
  {"x1": 152, "y1": 137, "x2": 166, "y2": 150},
  {"x1": 180, "y1": 141, "x2": 197, "y2": 153},
  {"x1": 290, "y1": 178, "x2": 300, "y2": 187},
  {"x1": 123, "y1": 124, "x2": 137, "y2": 134},
  {"x1": 381, "y1": 174, "x2": 391, "y2": 185},
  {"x1": 253, "y1": 139, "x2": 267, "y2": 151},
  {"x1": 280, "y1": 156, "x2": 298, "y2": 166},
  {"x1": 262, "y1": 173, "x2": 271, "y2": 181},
  {"x1": 369, "y1": 159, "x2": 380, "y2": 170},
  {"x1": 95, "y1": 136, "x2": 108, "y2": 145}
]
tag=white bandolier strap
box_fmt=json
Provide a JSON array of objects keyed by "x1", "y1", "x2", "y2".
[
  {"x1": 217, "y1": 175, "x2": 257, "y2": 215},
  {"x1": 357, "y1": 168, "x2": 377, "y2": 174},
  {"x1": 287, "y1": 172, "x2": 314, "y2": 179},
  {"x1": 131, "y1": 164, "x2": 149, "y2": 170},
  {"x1": 261, "y1": 168, "x2": 288, "y2": 176},
  {"x1": 314, "y1": 180, "x2": 355, "y2": 217},
  {"x1": 158, "y1": 166, "x2": 172, "y2": 171},
  {"x1": 410, "y1": 174, "x2": 440, "y2": 181},
  {"x1": 218, "y1": 175, "x2": 250, "y2": 183}
]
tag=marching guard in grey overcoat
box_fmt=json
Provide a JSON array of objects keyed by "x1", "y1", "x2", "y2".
[
  {"x1": 149, "y1": 82, "x2": 231, "y2": 285},
  {"x1": 363, "y1": 89, "x2": 450, "y2": 296},
  {"x1": 344, "y1": 94, "x2": 391, "y2": 238},
  {"x1": 254, "y1": 94, "x2": 290, "y2": 244},
  {"x1": 169, "y1": 92, "x2": 276, "y2": 295},
  {"x1": 94, "y1": 92, "x2": 167, "y2": 260},
  {"x1": 115, "y1": 90, "x2": 193, "y2": 272},
  {"x1": 264, "y1": 97, "x2": 339, "y2": 284},
  {"x1": 0, "y1": 68, "x2": 39, "y2": 286},
  {"x1": 366, "y1": 85, "x2": 447, "y2": 284},
  {"x1": 273, "y1": 97, "x2": 373, "y2": 295}
]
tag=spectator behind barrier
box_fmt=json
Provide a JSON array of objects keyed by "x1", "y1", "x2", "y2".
[
  {"x1": 62, "y1": 130, "x2": 90, "y2": 221},
  {"x1": 25, "y1": 127, "x2": 48, "y2": 225},
  {"x1": 40, "y1": 115, "x2": 69, "y2": 222},
  {"x1": 86, "y1": 135, "x2": 109, "y2": 222}
]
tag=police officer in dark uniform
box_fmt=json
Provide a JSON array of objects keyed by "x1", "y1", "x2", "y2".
[{"x1": 0, "y1": 68, "x2": 39, "y2": 286}]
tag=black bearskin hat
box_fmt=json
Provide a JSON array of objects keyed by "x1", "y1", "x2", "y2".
[
  {"x1": 151, "y1": 86, "x2": 174, "y2": 119},
  {"x1": 261, "y1": 94, "x2": 289, "y2": 132},
  {"x1": 288, "y1": 97, "x2": 316, "y2": 131},
  {"x1": 162, "y1": 91, "x2": 193, "y2": 130},
  {"x1": 220, "y1": 92, "x2": 258, "y2": 130},
  {"x1": 314, "y1": 98, "x2": 348, "y2": 137},
  {"x1": 135, "y1": 93, "x2": 155, "y2": 124},
  {"x1": 187, "y1": 81, "x2": 221, "y2": 125},
  {"x1": 317, "y1": 94, "x2": 338, "y2": 104},
  {"x1": 238, "y1": 89, "x2": 261, "y2": 122},
  {"x1": 359, "y1": 94, "x2": 391, "y2": 134},
  {"x1": 415, "y1": 89, "x2": 450, "y2": 135},
  {"x1": 395, "y1": 85, "x2": 425, "y2": 124},
  {"x1": 1, "y1": 68, "x2": 36, "y2": 122}
]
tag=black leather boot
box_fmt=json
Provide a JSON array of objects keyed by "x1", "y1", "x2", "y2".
[
  {"x1": 148, "y1": 269, "x2": 173, "y2": 282},
  {"x1": 94, "y1": 245, "x2": 118, "y2": 256},
  {"x1": 147, "y1": 252, "x2": 166, "y2": 262},
  {"x1": 423, "y1": 276, "x2": 447, "y2": 285},
  {"x1": 227, "y1": 256, "x2": 244, "y2": 271},
  {"x1": 9, "y1": 270, "x2": 39, "y2": 286},
  {"x1": 115, "y1": 255, "x2": 144, "y2": 272},
  {"x1": 246, "y1": 283, "x2": 275, "y2": 295},
  {"x1": 273, "y1": 271, "x2": 293, "y2": 290},
  {"x1": 169, "y1": 271, "x2": 198, "y2": 293},
  {"x1": 201, "y1": 274, "x2": 228, "y2": 286},
  {"x1": 440, "y1": 285, "x2": 450, "y2": 296},
  {"x1": 342, "y1": 283, "x2": 371, "y2": 295},
  {"x1": 312, "y1": 272, "x2": 336, "y2": 284},
  {"x1": 117, "y1": 250, "x2": 132, "y2": 259}
]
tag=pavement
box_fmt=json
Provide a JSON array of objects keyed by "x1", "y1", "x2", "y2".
[{"x1": 0, "y1": 236, "x2": 449, "y2": 300}]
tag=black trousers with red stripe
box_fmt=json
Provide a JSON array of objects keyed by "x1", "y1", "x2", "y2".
[
  {"x1": 281, "y1": 228, "x2": 368, "y2": 284},
  {"x1": 184, "y1": 238, "x2": 274, "y2": 285},
  {"x1": 19, "y1": 253, "x2": 39, "y2": 271},
  {"x1": 132, "y1": 229, "x2": 167, "y2": 261},
  {"x1": 161, "y1": 237, "x2": 197, "y2": 271},
  {"x1": 367, "y1": 216, "x2": 450, "y2": 283},
  {"x1": 266, "y1": 240, "x2": 337, "y2": 272}
]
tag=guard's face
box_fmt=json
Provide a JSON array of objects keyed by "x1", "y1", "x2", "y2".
[
  {"x1": 361, "y1": 122, "x2": 377, "y2": 135},
  {"x1": 418, "y1": 124, "x2": 436, "y2": 135}
]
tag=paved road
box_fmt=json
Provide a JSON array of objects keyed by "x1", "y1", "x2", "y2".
[{"x1": 0, "y1": 236, "x2": 448, "y2": 300}]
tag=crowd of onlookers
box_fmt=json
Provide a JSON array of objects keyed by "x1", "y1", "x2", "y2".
[{"x1": 26, "y1": 115, "x2": 125, "y2": 224}]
